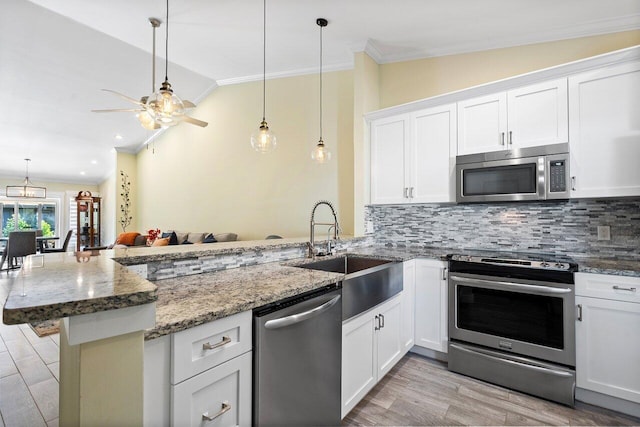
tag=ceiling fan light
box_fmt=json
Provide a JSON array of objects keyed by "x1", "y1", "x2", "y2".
[
  {"x1": 251, "y1": 120, "x2": 277, "y2": 153},
  {"x1": 136, "y1": 111, "x2": 159, "y2": 130},
  {"x1": 145, "y1": 85, "x2": 184, "y2": 127}
]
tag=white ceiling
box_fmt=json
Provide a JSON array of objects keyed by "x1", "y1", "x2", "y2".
[{"x1": 1, "y1": 0, "x2": 639, "y2": 185}]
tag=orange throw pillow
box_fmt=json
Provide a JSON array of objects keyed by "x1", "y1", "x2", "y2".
[
  {"x1": 152, "y1": 237, "x2": 170, "y2": 247},
  {"x1": 116, "y1": 232, "x2": 140, "y2": 246}
]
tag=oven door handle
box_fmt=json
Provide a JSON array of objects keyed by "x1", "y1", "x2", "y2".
[
  {"x1": 450, "y1": 343, "x2": 574, "y2": 378},
  {"x1": 450, "y1": 275, "x2": 573, "y2": 294}
]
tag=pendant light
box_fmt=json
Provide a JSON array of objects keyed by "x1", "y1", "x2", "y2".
[
  {"x1": 311, "y1": 18, "x2": 331, "y2": 164},
  {"x1": 251, "y1": 0, "x2": 277, "y2": 153},
  {"x1": 145, "y1": 0, "x2": 185, "y2": 128},
  {"x1": 6, "y1": 159, "x2": 46, "y2": 198}
]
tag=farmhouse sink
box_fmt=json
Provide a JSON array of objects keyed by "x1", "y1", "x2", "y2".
[
  {"x1": 296, "y1": 255, "x2": 393, "y2": 274},
  {"x1": 296, "y1": 255, "x2": 403, "y2": 320}
]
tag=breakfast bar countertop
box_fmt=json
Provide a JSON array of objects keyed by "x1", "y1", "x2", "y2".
[{"x1": 2, "y1": 251, "x2": 158, "y2": 325}]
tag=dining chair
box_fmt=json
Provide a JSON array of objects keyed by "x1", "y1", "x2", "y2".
[
  {"x1": 0, "y1": 242, "x2": 8, "y2": 272},
  {"x1": 43, "y1": 229, "x2": 73, "y2": 253},
  {"x1": 6, "y1": 231, "x2": 37, "y2": 269}
]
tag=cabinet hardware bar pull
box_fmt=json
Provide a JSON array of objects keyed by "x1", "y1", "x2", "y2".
[
  {"x1": 500, "y1": 132, "x2": 505, "y2": 145},
  {"x1": 577, "y1": 304, "x2": 582, "y2": 322},
  {"x1": 409, "y1": 187, "x2": 414, "y2": 198},
  {"x1": 442, "y1": 267, "x2": 448, "y2": 281},
  {"x1": 403, "y1": 187, "x2": 408, "y2": 199},
  {"x1": 571, "y1": 176, "x2": 576, "y2": 191},
  {"x1": 203, "y1": 336, "x2": 232, "y2": 351},
  {"x1": 380, "y1": 313, "x2": 385, "y2": 329},
  {"x1": 202, "y1": 401, "x2": 231, "y2": 422},
  {"x1": 374, "y1": 315, "x2": 380, "y2": 331},
  {"x1": 508, "y1": 131, "x2": 513, "y2": 145},
  {"x1": 613, "y1": 285, "x2": 637, "y2": 292}
]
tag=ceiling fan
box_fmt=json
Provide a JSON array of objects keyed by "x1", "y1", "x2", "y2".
[{"x1": 92, "y1": 2, "x2": 207, "y2": 129}]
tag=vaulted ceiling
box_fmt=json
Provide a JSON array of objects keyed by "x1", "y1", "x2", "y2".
[{"x1": 2, "y1": 0, "x2": 639, "y2": 184}]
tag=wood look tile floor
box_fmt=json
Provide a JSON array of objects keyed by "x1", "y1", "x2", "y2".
[{"x1": 343, "y1": 353, "x2": 640, "y2": 426}]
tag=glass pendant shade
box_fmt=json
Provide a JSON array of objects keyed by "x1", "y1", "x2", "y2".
[
  {"x1": 311, "y1": 139, "x2": 331, "y2": 164},
  {"x1": 145, "y1": 81, "x2": 184, "y2": 128},
  {"x1": 136, "y1": 110, "x2": 159, "y2": 130},
  {"x1": 251, "y1": 120, "x2": 277, "y2": 153}
]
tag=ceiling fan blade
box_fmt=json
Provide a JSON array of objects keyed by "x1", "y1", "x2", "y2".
[
  {"x1": 183, "y1": 100, "x2": 196, "y2": 108},
  {"x1": 101, "y1": 89, "x2": 144, "y2": 106},
  {"x1": 179, "y1": 115, "x2": 208, "y2": 127},
  {"x1": 91, "y1": 108, "x2": 145, "y2": 113}
]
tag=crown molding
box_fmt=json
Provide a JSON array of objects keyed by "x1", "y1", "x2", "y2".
[{"x1": 216, "y1": 61, "x2": 354, "y2": 86}]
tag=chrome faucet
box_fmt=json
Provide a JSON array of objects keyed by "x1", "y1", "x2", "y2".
[{"x1": 309, "y1": 200, "x2": 339, "y2": 258}]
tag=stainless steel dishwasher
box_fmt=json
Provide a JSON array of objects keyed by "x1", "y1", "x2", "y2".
[{"x1": 253, "y1": 283, "x2": 342, "y2": 426}]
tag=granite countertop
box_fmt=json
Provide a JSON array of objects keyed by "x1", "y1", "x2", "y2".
[
  {"x1": 146, "y1": 262, "x2": 342, "y2": 340},
  {"x1": 2, "y1": 251, "x2": 157, "y2": 325},
  {"x1": 572, "y1": 255, "x2": 640, "y2": 277}
]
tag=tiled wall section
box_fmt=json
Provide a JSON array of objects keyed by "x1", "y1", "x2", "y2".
[
  {"x1": 366, "y1": 198, "x2": 640, "y2": 258},
  {"x1": 146, "y1": 238, "x2": 372, "y2": 282}
]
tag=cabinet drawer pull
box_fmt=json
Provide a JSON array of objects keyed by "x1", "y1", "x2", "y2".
[
  {"x1": 571, "y1": 176, "x2": 576, "y2": 191},
  {"x1": 613, "y1": 285, "x2": 637, "y2": 292},
  {"x1": 374, "y1": 315, "x2": 380, "y2": 331},
  {"x1": 202, "y1": 401, "x2": 231, "y2": 422},
  {"x1": 576, "y1": 304, "x2": 582, "y2": 322},
  {"x1": 203, "y1": 336, "x2": 232, "y2": 351}
]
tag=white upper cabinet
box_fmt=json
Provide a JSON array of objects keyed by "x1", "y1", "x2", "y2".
[
  {"x1": 457, "y1": 79, "x2": 568, "y2": 155},
  {"x1": 370, "y1": 115, "x2": 408, "y2": 205},
  {"x1": 568, "y1": 61, "x2": 640, "y2": 198},
  {"x1": 370, "y1": 104, "x2": 456, "y2": 205}
]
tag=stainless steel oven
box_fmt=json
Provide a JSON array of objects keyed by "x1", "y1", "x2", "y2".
[
  {"x1": 456, "y1": 143, "x2": 570, "y2": 203},
  {"x1": 447, "y1": 251, "x2": 578, "y2": 406}
]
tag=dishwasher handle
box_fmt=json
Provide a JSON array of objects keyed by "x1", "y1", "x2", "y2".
[{"x1": 264, "y1": 295, "x2": 341, "y2": 330}]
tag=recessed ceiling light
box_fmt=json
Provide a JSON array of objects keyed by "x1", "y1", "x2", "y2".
[
  {"x1": 80, "y1": 171, "x2": 86, "y2": 175},
  {"x1": 115, "y1": 134, "x2": 123, "y2": 140},
  {"x1": 91, "y1": 160, "x2": 97, "y2": 165}
]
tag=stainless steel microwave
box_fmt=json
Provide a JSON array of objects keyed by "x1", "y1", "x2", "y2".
[{"x1": 456, "y1": 143, "x2": 570, "y2": 203}]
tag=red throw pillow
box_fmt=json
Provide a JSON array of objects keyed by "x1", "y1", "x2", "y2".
[{"x1": 116, "y1": 232, "x2": 141, "y2": 246}]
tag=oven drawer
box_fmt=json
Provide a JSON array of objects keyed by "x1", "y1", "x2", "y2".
[
  {"x1": 576, "y1": 273, "x2": 640, "y2": 304},
  {"x1": 449, "y1": 341, "x2": 575, "y2": 406}
]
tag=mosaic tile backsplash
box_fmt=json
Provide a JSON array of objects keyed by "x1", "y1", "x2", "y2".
[{"x1": 366, "y1": 198, "x2": 640, "y2": 258}]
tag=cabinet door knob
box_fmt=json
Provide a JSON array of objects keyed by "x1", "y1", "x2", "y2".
[
  {"x1": 202, "y1": 401, "x2": 231, "y2": 422},
  {"x1": 202, "y1": 336, "x2": 232, "y2": 351}
]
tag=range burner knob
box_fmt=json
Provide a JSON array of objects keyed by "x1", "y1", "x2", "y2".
[
  {"x1": 540, "y1": 262, "x2": 550, "y2": 268},
  {"x1": 555, "y1": 262, "x2": 566, "y2": 269}
]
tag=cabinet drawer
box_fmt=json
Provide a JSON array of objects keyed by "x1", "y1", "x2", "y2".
[
  {"x1": 576, "y1": 273, "x2": 640, "y2": 304},
  {"x1": 172, "y1": 351, "x2": 252, "y2": 427},
  {"x1": 172, "y1": 311, "x2": 252, "y2": 384}
]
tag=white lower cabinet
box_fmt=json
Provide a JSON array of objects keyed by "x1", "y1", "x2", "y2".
[
  {"x1": 400, "y1": 260, "x2": 416, "y2": 354},
  {"x1": 144, "y1": 311, "x2": 253, "y2": 426},
  {"x1": 172, "y1": 351, "x2": 252, "y2": 427},
  {"x1": 342, "y1": 294, "x2": 403, "y2": 418},
  {"x1": 576, "y1": 273, "x2": 640, "y2": 405},
  {"x1": 414, "y1": 259, "x2": 448, "y2": 353}
]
